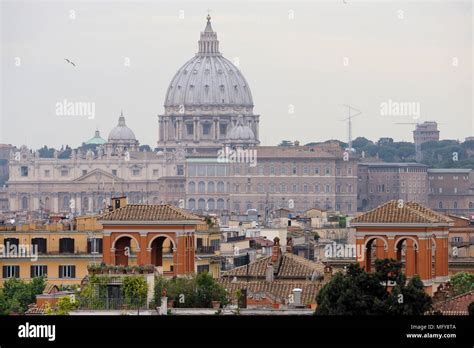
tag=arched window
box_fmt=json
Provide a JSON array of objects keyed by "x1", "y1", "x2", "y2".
[
  {"x1": 188, "y1": 181, "x2": 195, "y2": 193},
  {"x1": 438, "y1": 202, "x2": 443, "y2": 209},
  {"x1": 470, "y1": 202, "x2": 474, "y2": 209},
  {"x1": 198, "y1": 181, "x2": 206, "y2": 193},
  {"x1": 217, "y1": 181, "x2": 225, "y2": 193},
  {"x1": 198, "y1": 198, "x2": 206, "y2": 210},
  {"x1": 188, "y1": 199, "x2": 196, "y2": 210},
  {"x1": 454, "y1": 202, "x2": 458, "y2": 209},
  {"x1": 208, "y1": 182, "x2": 215, "y2": 193},
  {"x1": 208, "y1": 199, "x2": 215, "y2": 210},
  {"x1": 217, "y1": 199, "x2": 225, "y2": 210}
]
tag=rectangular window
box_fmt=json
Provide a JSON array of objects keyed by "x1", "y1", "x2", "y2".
[
  {"x1": 112, "y1": 169, "x2": 117, "y2": 176},
  {"x1": 30, "y1": 265, "x2": 47, "y2": 278},
  {"x1": 2, "y1": 265, "x2": 20, "y2": 279},
  {"x1": 177, "y1": 165, "x2": 184, "y2": 176},
  {"x1": 59, "y1": 238, "x2": 75, "y2": 253},
  {"x1": 21, "y1": 166, "x2": 28, "y2": 177},
  {"x1": 186, "y1": 123, "x2": 194, "y2": 135},
  {"x1": 82, "y1": 170, "x2": 88, "y2": 176},
  {"x1": 325, "y1": 168, "x2": 330, "y2": 175},
  {"x1": 202, "y1": 123, "x2": 211, "y2": 135},
  {"x1": 207, "y1": 166, "x2": 215, "y2": 176},
  {"x1": 61, "y1": 169, "x2": 69, "y2": 177},
  {"x1": 32, "y1": 238, "x2": 47, "y2": 254},
  {"x1": 87, "y1": 238, "x2": 103, "y2": 254},
  {"x1": 132, "y1": 169, "x2": 140, "y2": 176},
  {"x1": 348, "y1": 203, "x2": 352, "y2": 212},
  {"x1": 219, "y1": 123, "x2": 227, "y2": 136},
  {"x1": 59, "y1": 265, "x2": 76, "y2": 279},
  {"x1": 197, "y1": 264, "x2": 210, "y2": 274},
  {"x1": 197, "y1": 165, "x2": 206, "y2": 177},
  {"x1": 153, "y1": 169, "x2": 159, "y2": 176},
  {"x1": 44, "y1": 170, "x2": 50, "y2": 177},
  {"x1": 336, "y1": 168, "x2": 341, "y2": 176}
]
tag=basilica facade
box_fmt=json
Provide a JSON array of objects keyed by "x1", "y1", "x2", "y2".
[{"x1": 5, "y1": 16, "x2": 358, "y2": 218}]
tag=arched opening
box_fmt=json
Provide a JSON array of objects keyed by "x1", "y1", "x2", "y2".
[
  {"x1": 395, "y1": 237, "x2": 418, "y2": 278},
  {"x1": 364, "y1": 237, "x2": 387, "y2": 272},
  {"x1": 431, "y1": 237, "x2": 437, "y2": 279},
  {"x1": 150, "y1": 236, "x2": 174, "y2": 270},
  {"x1": 114, "y1": 236, "x2": 131, "y2": 266}
]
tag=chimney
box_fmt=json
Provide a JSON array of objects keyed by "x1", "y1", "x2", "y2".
[
  {"x1": 323, "y1": 265, "x2": 333, "y2": 282},
  {"x1": 271, "y1": 237, "x2": 281, "y2": 263},
  {"x1": 286, "y1": 237, "x2": 293, "y2": 253},
  {"x1": 292, "y1": 288, "x2": 302, "y2": 306},
  {"x1": 265, "y1": 264, "x2": 274, "y2": 282}
]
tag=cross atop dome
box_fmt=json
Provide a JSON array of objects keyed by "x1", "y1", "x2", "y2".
[{"x1": 205, "y1": 14, "x2": 213, "y2": 32}]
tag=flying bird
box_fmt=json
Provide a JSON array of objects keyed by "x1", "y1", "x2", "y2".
[{"x1": 64, "y1": 58, "x2": 76, "y2": 67}]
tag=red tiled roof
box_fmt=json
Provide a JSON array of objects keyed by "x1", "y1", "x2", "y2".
[
  {"x1": 219, "y1": 279, "x2": 323, "y2": 304},
  {"x1": 222, "y1": 253, "x2": 324, "y2": 280},
  {"x1": 433, "y1": 291, "x2": 474, "y2": 315},
  {"x1": 351, "y1": 200, "x2": 453, "y2": 225},
  {"x1": 98, "y1": 204, "x2": 201, "y2": 222}
]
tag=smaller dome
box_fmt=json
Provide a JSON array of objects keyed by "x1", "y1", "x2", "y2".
[
  {"x1": 108, "y1": 112, "x2": 136, "y2": 142},
  {"x1": 227, "y1": 116, "x2": 255, "y2": 141},
  {"x1": 85, "y1": 129, "x2": 107, "y2": 145}
]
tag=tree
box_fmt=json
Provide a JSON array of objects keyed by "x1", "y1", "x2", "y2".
[
  {"x1": 55, "y1": 296, "x2": 78, "y2": 315},
  {"x1": 315, "y1": 259, "x2": 432, "y2": 315},
  {"x1": 0, "y1": 277, "x2": 45, "y2": 314},
  {"x1": 352, "y1": 137, "x2": 373, "y2": 149},
  {"x1": 386, "y1": 276, "x2": 432, "y2": 315},
  {"x1": 450, "y1": 272, "x2": 474, "y2": 295},
  {"x1": 315, "y1": 263, "x2": 387, "y2": 315}
]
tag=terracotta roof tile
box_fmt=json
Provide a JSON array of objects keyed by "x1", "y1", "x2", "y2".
[
  {"x1": 351, "y1": 200, "x2": 453, "y2": 224},
  {"x1": 433, "y1": 291, "x2": 474, "y2": 315},
  {"x1": 219, "y1": 279, "x2": 323, "y2": 304},
  {"x1": 222, "y1": 253, "x2": 324, "y2": 280},
  {"x1": 98, "y1": 204, "x2": 201, "y2": 222}
]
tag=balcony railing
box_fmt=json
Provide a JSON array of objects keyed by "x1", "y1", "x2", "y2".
[
  {"x1": 196, "y1": 246, "x2": 216, "y2": 254},
  {"x1": 78, "y1": 297, "x2": 147, "y2": 310}
]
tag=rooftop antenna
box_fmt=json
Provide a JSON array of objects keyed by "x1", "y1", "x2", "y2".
[{"x1": 340, "y1": 104, "x2": 361, "y2": 152}]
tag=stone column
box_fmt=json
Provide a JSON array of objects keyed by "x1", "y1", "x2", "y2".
[
  {"x1": 52, "y1": 193, "x2": 59, "y2": 213},
  {"x1": 88, "y1": 196, "x2": 93, "y2": 213},
  {"x1": 75, "y1": 193, "x2": 81, "y2": 214}
]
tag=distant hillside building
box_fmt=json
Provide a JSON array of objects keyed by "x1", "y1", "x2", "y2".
[
  {"x1": 357, "y1": 163, "x2": 429, "y2": 211},
  {"x1": 427, "y1": 168, "x2": 474, "y2": 217},
  {"x1": 413, "y1": 121, "x2": 440, "y2": 162}
]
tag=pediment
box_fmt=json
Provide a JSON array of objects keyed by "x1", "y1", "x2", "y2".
[{"x1": 73, "y1": 168, "x2": 123, "y2": 183}]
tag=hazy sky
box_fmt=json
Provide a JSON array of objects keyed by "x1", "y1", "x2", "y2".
[{"x1": 1, "y1": 0, "x2": 473, "y2": 149}]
